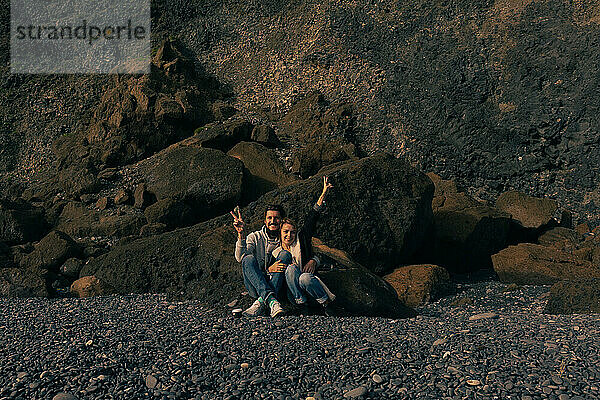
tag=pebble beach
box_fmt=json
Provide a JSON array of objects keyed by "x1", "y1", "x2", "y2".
[{"x1": 1, "y1": 281, "x2": 599, "y2": 400}]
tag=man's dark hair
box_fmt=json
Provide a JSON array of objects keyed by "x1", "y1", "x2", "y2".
[{"x1": 264, "y1": 204, "x2": 286, "y2": 218}]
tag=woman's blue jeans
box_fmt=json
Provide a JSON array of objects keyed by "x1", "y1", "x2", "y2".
[{"x1": 279, "y1": 250, "x2": 328, "y2": 305}]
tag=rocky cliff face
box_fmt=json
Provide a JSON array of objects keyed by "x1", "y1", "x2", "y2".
[
  {"x1": 1, "y1": 0, "x2": 600, "y2": 220},
  {"x1": 165, "y1": 0, "x2": 600, "y2": 223}
]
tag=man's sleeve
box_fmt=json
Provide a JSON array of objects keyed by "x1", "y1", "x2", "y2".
[
  {"x1": 234, "y1": 237, "x2": 245, "y2": 262},
  {"x1": 235, "y1": 233, "x2": 257, "y2": 262}
]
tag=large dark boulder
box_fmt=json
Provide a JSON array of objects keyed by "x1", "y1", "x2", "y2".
[
  {"x1": 492, "y1": 243, "x2": 600, "y2": 285},
  {"x1": 57, "y1": 166, "x2": 101, "y2": 198},
  {"x1": 545, "y1": 279, "x2": 600, "y2": 314},
  {"x1": 81, "y1": 153, "x2": 433, "y2": 304},
  {"x1": 0, "y1": 267, "x2": 47, "y2": 298},
  {"x1": 20, "y1": 231, "x2": 80, "y2": 272},
  {"x1": 80, "y1": 218, "x2": 237, "y2": 302},
  {"x1": 8, "y1": 230, "x2": 82, "y2": 298},
  {"x1": 144, "y1": 198, "x2": 194, "y2": 228},
  {"x1": 133, "y1": 143, "x2": 244, "y2": 222},
  {"x1": 291, "y1": 140, "x2": 358, "y2": 179},
  {"x1": 192, "y1": 120, "x2": 254, "y2": 152},
  {"x1": 0, "y1": 199, "x2": 47, "y2": 245},
  {"x1": 81, "y1": 219, "x2": 416, "y2": 318},
  {"x1": 32, "y1": 139, "x2": 100, "y2": 202},
  {"x1": 227, "y1": 141, "x2": 297, "y2": 204},
  {"x1": 313, "y1": 238, "x2": 416, "y2": 318},
  {"x1": 246, "y1": 153, "x2": 434, "y2": 274},
  {"x1": 186, "y1": 226, "x2": 250, "y2": 301},
  {"x1": 56, "y1": 202, "x2": 146, "y2": 239}
]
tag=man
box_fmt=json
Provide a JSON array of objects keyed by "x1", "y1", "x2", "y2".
[{"x1": 231, "y1": 204, "x2": 287, "y2": 317}]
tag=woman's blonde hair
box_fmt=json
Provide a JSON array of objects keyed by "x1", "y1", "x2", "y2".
[{"x1": 280, "y1": 217, "x2": 297, "y2": 230}]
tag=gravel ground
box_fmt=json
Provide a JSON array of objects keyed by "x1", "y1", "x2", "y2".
[{"x1": 1, "y1": 281, "x2": 599, "y2": 400}]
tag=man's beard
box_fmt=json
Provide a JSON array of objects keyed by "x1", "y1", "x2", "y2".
[{"x1": 266, "y1": 227, "x2": 279, "y2": 239}]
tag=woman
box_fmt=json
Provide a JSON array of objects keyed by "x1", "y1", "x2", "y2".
[{"x1": 271, "y1": 176, "x2": 337, "y2": 315}]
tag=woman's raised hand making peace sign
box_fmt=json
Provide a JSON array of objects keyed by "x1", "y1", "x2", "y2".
[{"x1": 316, "y1": 176, "x2": 333, "y2": 207}]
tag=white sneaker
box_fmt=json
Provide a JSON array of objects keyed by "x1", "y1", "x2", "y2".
[
  {"x1": 243, "y1": 299, "x2": 266, "y2": 317},
  {"x1": 269, "y1": 300, "x2": 285, "y2": 318}
]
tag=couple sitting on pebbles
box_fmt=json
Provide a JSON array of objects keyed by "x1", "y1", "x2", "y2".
[{"x1": 231, "y1": 177, "x2": 337, "y2": 318}]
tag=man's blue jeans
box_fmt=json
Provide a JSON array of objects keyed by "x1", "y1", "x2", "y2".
[
  {"x1": 241, "y1": 254, "x2": 285, "y2": 301},
  {"x1": 280, "y1": 250, "x2": 328, "y2": 304}
]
